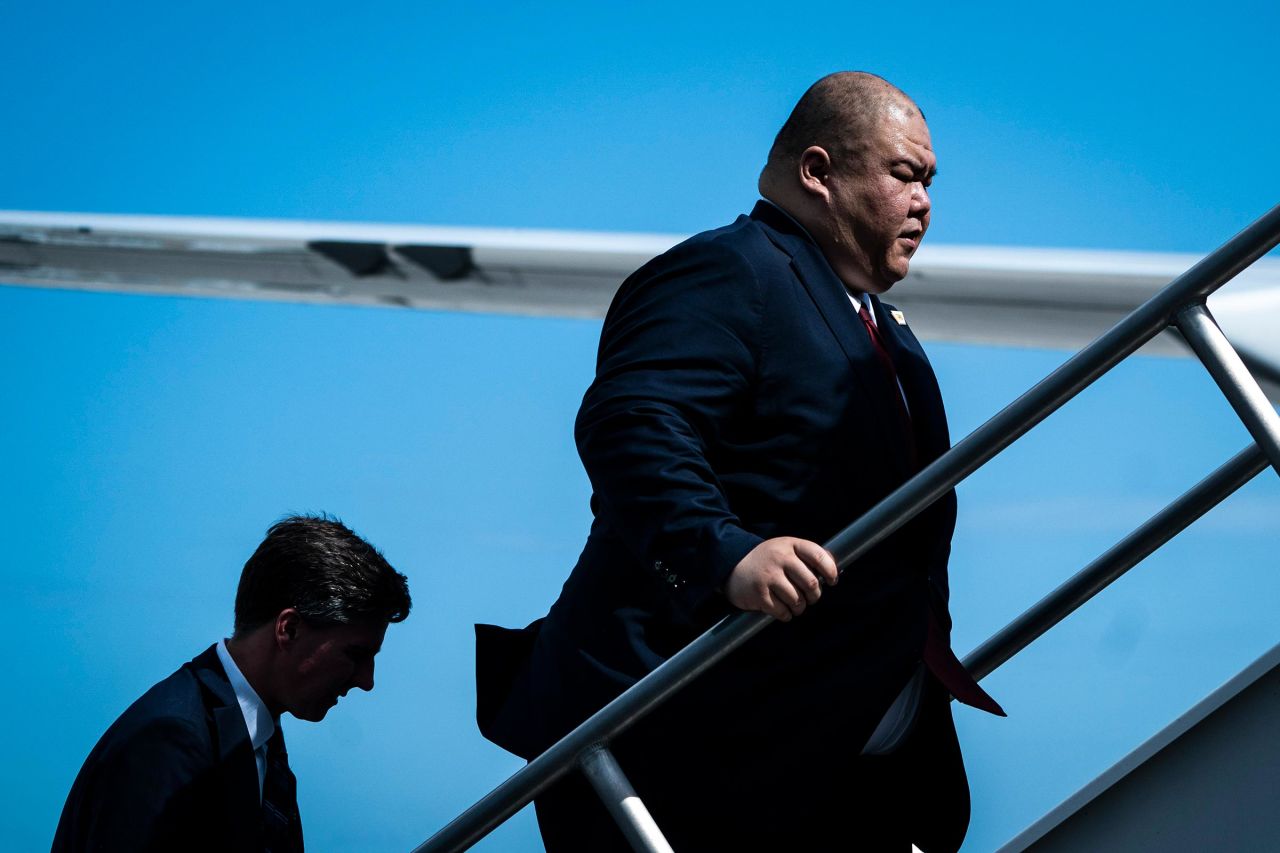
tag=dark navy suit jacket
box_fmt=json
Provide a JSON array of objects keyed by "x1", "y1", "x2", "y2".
[
  {"x1": 478, "y1": 201, "x2": 959, "y2": 774},
  {"x1": 52, "y1": 645, "x2": 269, "y2": 853}
]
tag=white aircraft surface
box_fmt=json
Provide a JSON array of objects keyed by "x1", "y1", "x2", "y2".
[{"x1": 2, "y1": 210, "x2": 1278, "y2": 396}]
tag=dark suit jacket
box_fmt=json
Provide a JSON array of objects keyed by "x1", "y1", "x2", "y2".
[
  {"x1": 478, "y1": 201, "x2": 960, "y2": 775},
  {"x1": 52, "y1": 645, "x2": 268, "y2": 853}
]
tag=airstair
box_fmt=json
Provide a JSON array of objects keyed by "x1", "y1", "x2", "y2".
[
  {"x1": 414, "y1": 203, "x2": 1280, "y2": 853},
  {"x1": 1000, "y1": 640, "x2": 1280, "y2": 851}
]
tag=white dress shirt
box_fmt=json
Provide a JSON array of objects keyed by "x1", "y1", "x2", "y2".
[{"x1": 216, "y1": 639, "x2": 276, "y2": 799}]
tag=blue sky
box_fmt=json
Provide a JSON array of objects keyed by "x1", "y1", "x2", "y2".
[{"x1": 3, "y1": 2, "x2": 1278, "y2": 851}]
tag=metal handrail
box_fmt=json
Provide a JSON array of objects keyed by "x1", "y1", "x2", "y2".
[
  {"x1": 963, "y1": 442, "x2": 1269, "y2": 682},
  {"x1": 415, "y1": 203, "x2": 1280, "y2": 852}
]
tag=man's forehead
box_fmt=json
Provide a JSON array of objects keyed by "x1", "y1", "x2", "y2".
[
  {"x1": 882, "y1": 95, "x2": 919, "y2": 119},
  {"x1": 879, "y1": 102, "x2": 934, "y2": 158},
  {"x1": 325, "y1": 619, "x2": 388, "y2": 649}
]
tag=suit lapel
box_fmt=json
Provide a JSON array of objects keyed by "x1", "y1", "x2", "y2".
[
  {"x1": 751, "y1": 202, "x2": 916, "y2": 476},
  {"x1": 192, "y1": 646, "x2": 265, "y2": 851},
  {"x1": 871, "y1": 296, "x2": 951, "y2": 464}
]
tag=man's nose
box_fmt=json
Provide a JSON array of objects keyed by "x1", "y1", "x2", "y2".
[
  {"x1": 354, "y1": 659, "x2": 375, "y2": 692},
  {"x1": 912, "y1": 182, "x2": 931, "y2": 217}
]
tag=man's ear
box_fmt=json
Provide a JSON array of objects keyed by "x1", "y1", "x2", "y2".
[
  {"x1": 274, "y1": 608, "x2": 302, "y2": 650},
  {"x1": 797, "y1": 146, "x2": 833, "y2": 200}
]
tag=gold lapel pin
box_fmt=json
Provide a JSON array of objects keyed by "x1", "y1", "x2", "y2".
[{"x1": 890, "y1": 310, "x2": 907, "y2": 325}]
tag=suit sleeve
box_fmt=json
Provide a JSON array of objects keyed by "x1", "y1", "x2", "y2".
[
  {"x1": 76, "y1": 717, "x2": 213, "y2": 852},
  {"x1": 575, "y1": 240, "x2": 766, "y2": 618}
]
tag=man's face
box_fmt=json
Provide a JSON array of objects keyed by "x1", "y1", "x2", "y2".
[
  {"x1": 281, "y1": 618, "x2": 388, "y2": 722},
  {"x1": 820, "y1": 101, "x2": 935, "y2": 294}
]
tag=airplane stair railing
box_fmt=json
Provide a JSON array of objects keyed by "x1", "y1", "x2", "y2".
[{"x1": 413, "y1": 202, "x2": 1280, "y2": 853}]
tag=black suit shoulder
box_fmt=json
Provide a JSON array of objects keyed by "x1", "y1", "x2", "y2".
[
  {"x1": 52, "y1": 650, "x2": 257, "y2": 853},
  {"x1": 574, "y1": 215, "x2": 792, "y2": 614},
  {"x1": 601, "y1": 218, "x2": 771, "y2": 336}
]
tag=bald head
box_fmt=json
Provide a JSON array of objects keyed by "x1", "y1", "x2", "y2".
[
  {"x1": 759, "y1": 72, "x2": 921, "y2": 192},
  {"x1": 757, "y1": 72, "x2": 936, "y2": 295}
]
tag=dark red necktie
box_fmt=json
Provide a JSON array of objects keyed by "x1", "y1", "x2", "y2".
[
  {"x1": 856, "y1": 301, "x2": 1006, "y2": 717},
  {"x1": 857, "y1": 302, "x2": 917, "y2": 467}
]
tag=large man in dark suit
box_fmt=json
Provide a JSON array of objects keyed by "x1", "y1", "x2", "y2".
[
  {"x1": 477, "y1": 72, "x2": 1001, "y2": 851},
  {"x1": 53, "y1": 515, "x2": 412, "y2": 853}
]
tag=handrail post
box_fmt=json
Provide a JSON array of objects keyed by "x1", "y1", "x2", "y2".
[
  {"x1": 1175, "y1": 303, "x2": 1280, "y2": 477},
  {"x1": 579, "y1": 746, "x2": 676, "y2": 853}
]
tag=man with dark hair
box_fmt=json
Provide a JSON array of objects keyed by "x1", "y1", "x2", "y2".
[
  {"x1": 53, "y1": 515, "x2": 411, "y2": 853},
  {"x1": 477, "y1": 72, "x2": 1001, "y2": 851}
]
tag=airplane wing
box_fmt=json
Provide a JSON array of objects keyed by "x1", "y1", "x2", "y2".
[{"x1": 3, "y1": 210, "x2": 1277, "y2": 388}]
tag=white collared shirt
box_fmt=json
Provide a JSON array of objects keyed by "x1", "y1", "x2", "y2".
[{"x1": 216, "y1": 639, "x2": 276, "y2": 799}]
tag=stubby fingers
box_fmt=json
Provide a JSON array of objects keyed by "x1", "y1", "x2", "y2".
[
  {"x1": 759, "y1": 588, "x2": 792, "y2": 621},
  {"x1": 794, "y1": 540, "x2": 840, "y2": 586},
  {"x1": 782, "y1": 558, "x2": 822, "y2": 605},
  {"x1": 771, "y1": 576, "x2": 806, "y2": 617}
]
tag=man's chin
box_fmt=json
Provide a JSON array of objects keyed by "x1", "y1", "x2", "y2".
[
  {"x1": 291, "y1": 705, "x2": 332, "y2": 723},
  {"x1": 867, "y1": 274, "x2": 903, "y2": 294},
  {"x1": 877, "y1": 261, "x2": 912, "y2": 291}
]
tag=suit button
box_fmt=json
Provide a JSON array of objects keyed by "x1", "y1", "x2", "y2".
[
  {"x1": 666, "y1": 573, "x2": 680, "y2": 586},
  {"x1": 654, "y1": 560, "x2": 665, "y2": 573}
]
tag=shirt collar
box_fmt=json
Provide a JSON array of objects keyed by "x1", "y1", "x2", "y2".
[
  {"x1": 857, "y1": 292, "x2": 877, "y2": 326},
  {"x1": 216, "y1": 638, "x2": 276, "y2": 751}
]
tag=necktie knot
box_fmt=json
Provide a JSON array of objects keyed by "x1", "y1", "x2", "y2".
[
  {"x1": 263, "y1": 726, "x2": 304, "y2": 853},
  {"x1": 267, "y1": 727, "x2": 287, "y2": 759}
]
